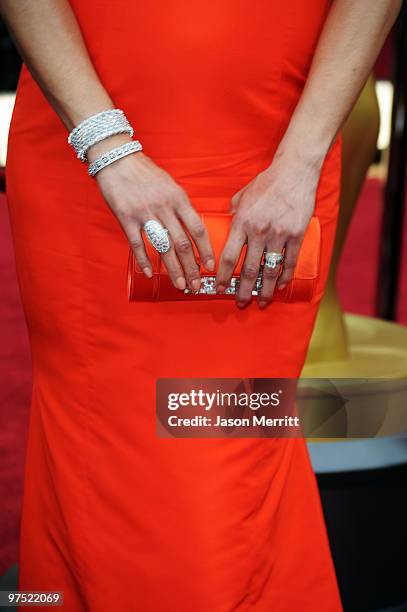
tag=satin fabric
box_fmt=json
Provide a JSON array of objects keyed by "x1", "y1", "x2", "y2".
[{"x1": 6, "y1": 1, "x2": 343, "y2": 610}]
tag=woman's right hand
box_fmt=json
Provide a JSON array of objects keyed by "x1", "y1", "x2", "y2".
[{"x1": 93, "y1": 146, "x2": 215, "y2": 292}]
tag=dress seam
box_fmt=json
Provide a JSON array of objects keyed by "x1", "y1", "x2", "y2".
[{"x1": 71, "y1": 174, "x2": 101, "y2": 612}]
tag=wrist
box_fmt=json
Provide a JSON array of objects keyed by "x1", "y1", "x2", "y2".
[
  {"x1": 86, "y1": 133, "x2": 134, "y2": 163},
  {"x1": 268, "y1": 133, "x2": 326, "y2": 183},
  {"x1": 278, "y1": 109, "x2": 336, "y2": 173},
  {"x1": 277, "y1": 130, "x2": 330, "y2": 173}
]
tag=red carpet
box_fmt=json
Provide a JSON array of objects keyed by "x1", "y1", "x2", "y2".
[
  {"x1": 338, "y1": 178, "x2": 407, "y2": 322},
  {"x1": 0, "y1": 179, "x2": 406, "y2": 575},
  {"x1": 0, "y1": 192, "x2": 31, "y2": 575}
]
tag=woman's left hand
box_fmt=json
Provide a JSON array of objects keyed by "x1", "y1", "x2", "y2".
[{"x1": 216, "y1": 148, "x2": 322, "y2": 308}]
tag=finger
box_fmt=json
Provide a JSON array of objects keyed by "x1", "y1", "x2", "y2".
[
  {"x1": 277, "y1": 237, "x2": 302, "y2": 289},
  {"x1": 216, "y1": 225, "x2": 246, "y2": 294},
  {"x1": 236, "y1": 237, "x2": 265, "y2": 307},
  {"x1": 160, "y1": 247, "x2": 187, "y2": 291},
  {"x1": 159, "y1": 211, "x2": 201, "y2": 293},
  {"x1": 127, "y1": 223, "x2": 153, "y2": 278},
  {"x1": 258, "y1": 238, "x2": 286, "y2": 309},
  {"x1": 140, "y1": 215, "x2": 186, "y2": 290},
  {"x1": 230, "y1": 186, "x2": 246, "y2": 213},
  {"x1": 176, "y1": 202, "x2": 215, "y2": 271}
]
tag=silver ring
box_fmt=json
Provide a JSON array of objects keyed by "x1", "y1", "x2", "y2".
[
  {"x1": 264, "y1": 251, "x2": 284, "y2": 270},
  {"x1": 143, "y1": 219, "x2": 170, "y2": 254}
]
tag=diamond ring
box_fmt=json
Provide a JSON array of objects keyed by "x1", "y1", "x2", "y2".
[
  {"x1": 143, "y1": 220, "x2": 170, "y2": 254},
  {"x1": 264, "y1": 251, "x2": 284, "y2": 270}
]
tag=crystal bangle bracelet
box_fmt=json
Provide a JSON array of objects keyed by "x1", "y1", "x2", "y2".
[
  {"x1": 68, "y1": 109, "x2": 134, "y2": 162},
  {"x1": 88, "y1": 140, "x2": 143, "y2": 177}
]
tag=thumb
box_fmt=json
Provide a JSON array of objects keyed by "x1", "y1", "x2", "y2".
[{"x1": 230, "y1": 187, "x2": 245, "y2": 213}]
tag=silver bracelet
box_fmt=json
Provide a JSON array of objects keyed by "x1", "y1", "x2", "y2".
[
  {"x1": 88, "y1": 140, "x2": 143, "y2": 177},
  {"x1": 68, "y1": 109, "x2": 134, "y2": 162}
]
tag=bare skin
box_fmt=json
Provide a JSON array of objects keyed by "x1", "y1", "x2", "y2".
[{"x1": 1, "y1": 0, "x2": 402, "y2": 306}]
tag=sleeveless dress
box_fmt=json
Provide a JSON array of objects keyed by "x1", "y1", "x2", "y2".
[{"x1": 6, "y1": 1, "x2": 343, "y2": 610}]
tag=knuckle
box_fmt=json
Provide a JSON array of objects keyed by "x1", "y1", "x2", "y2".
[
  {"x1": 137, "y1": 257, "x2": 149, "y2": 269},
  {"x1": 153, "y1": 199, "x2": 167, "y2": 213},
  {"x1": 221, "y1": 251, "x2": 235, "y2": 268},
  {"x1": 242, "y1": 264, "x2": 259, "y2": 280},
  {"x1": 134, "y1": 249, "x2": 149, "y2": 264},
  {"x1": 175, "y1": 237, "x2": 192, "y2": 253},
  {"x1": 222, "y1": 254, "x2": 236, "y2": 268},
  {"x1": 264, "y1": 267, "x2": 279, "y2": 278},
  {"x1": 273, "y1": 228, "x2": 286, "y2": 241},
  {"x1": 244, "y1": 219, "x2": 269, "y2": 236},
  {"x1": 117, "y1": 207, "x2": 136, "y2": 224},
  {"x1": 289, "y1": 227, "x2": 303, "y2": 240},
  {"x1": 184, "y1": 263, "x2": 200, "y2": 278},
  {"x1": 129, "y1": 237, "x2": 143, "y2": 250},
  {"x1": 190, "y1": 222, "x2": 206, "y2": 239}
]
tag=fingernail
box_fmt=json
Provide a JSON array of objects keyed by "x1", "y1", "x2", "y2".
[
  {"x1": 279, "y1": 283, "x2": 286, "y2": 290},
  {"x1": 143, "y1": 267, "x2": 153, "y2": 278},
  {"x1": 217, "y1": 284, "x2": 225, "y2": 294},
  {"x1": 205, "y1": 258, "x2": 215, "y2": 271},
  {"x1": 191, "y1": 278, "x2": 201, "y2": 292},
  {"x1": 259, "y1": 301, "x2": 268, "y2": 309},
  {"x1": 237, "y1": 300, "x2": 246, "y2": 309},
  {"x1": 176, "y1": 277, "x2": 186, "y2": 290}
]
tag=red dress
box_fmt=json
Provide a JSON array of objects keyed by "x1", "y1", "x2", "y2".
[{"x1": 6, "y1": 1, "x2": 343, "y2": 610}]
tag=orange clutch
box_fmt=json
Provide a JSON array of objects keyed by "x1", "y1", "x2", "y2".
[{"x1": 127, "y1": 213, "x2": 321, "y2": 302}]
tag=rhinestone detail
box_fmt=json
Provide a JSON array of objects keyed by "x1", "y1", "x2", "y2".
[
  {"x1": 88, "y1": 141, "x2": 143, "y2": 176},
  {"x1": 68, "y1": 109, "x2": 134, "y2": 162},
  {"x1": 143, "y1": 220, "x2": 171, "y2": 254},
  {"x1": 184, "y1": 268, "x2": 267, "y2": 295},
  {"x1": 264, "y1": 252, "x2": 284, "y2": 270}
]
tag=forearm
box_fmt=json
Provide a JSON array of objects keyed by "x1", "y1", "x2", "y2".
[
  {"x1": 0, "y1": 0, "x2": 113, "y2": 130},
  {"x1": 279, "y1": 0, "x2": 402, "y2": 167}
]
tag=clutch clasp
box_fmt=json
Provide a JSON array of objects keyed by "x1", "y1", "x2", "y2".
[{"x1": 183, "y1": 267, "x2": 265, "y2": 295}]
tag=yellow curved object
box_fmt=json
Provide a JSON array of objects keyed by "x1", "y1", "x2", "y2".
[
  {"x1": 307, "y1": 75, "x2": 381, "y2": 364},
  {"x1": 301, "y1": 314, "x2": 407, "y2": 440}
]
